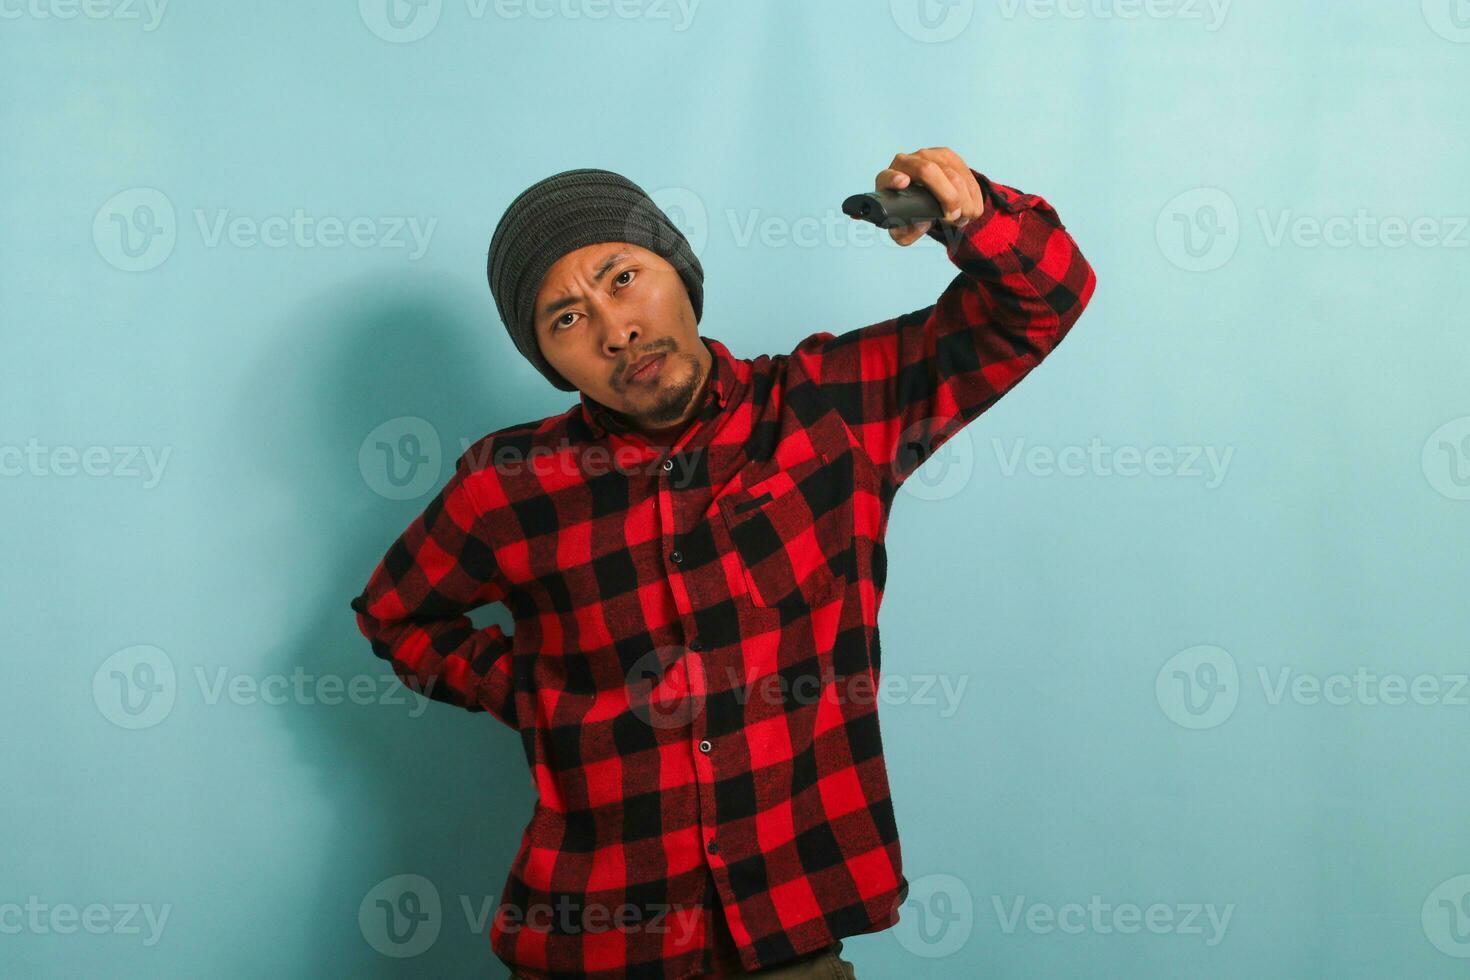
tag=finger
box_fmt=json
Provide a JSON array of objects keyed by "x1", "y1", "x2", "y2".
[
  {"x1": 933, "y1": 165, "x2": 965, "y2": 221},
  {"x1": 908, "y1": 154, "x2": 963, "y2": 215},
  {"x1": 918, "y1": 145, "x2": 956, "y2": 162},
  {"x1": 924, "y1": 148, "x2": 981, "y2": 221},
  {"x1": 903, "y1": 156, "x2": 963, "y2": 222},
  {"x1": 875, "y1": 167, "x2": 910, "y2": 192},
  {"x1": 940, "y1": 146, "x2": 976, "y2": 186},
  {"x1": 888, "y1": 153, "x2": 961, "y2": 216},
  {"x1": 946, "y1": 165, "x2": 983, "y2": 223},
  {"x1": 875, "y1": 167, "x2": 934, "y2": 234},
  {"x1": 959, "y1": 166, "x2": 984, "y2": 221}
]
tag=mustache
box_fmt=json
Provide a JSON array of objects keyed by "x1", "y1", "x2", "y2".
[{"x1": 617, "y1": 342, "x2": 674, "y2": 383}]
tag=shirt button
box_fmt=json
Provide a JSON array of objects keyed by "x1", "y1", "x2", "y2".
[
  {"x1": 699, "y1": 739, "x2": 712, "y2": 753},
  {"x1": 707, "y1": 839, "x2": 719, "y2": 854},
  {"x1": 662, "y1": 458, "x2": 674, "y2": 471},
  {"x1": 670, "y1": 549, "x2": 683, "y2": 564}
]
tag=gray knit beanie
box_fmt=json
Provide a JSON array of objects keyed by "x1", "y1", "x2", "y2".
[{"x1": 486, "y1": 168, "x2": 705, "y2": 392}]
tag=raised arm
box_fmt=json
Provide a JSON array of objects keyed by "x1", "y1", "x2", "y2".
[{"x1": 794, "y1": 149, "x2": 1097, "y2": 490}]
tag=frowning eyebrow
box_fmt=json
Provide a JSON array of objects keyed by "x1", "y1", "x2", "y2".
[{"x1": 538, "y1": 250, "x2": 631, "y2": 325}]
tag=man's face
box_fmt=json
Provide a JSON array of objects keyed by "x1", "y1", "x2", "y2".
[{"x1": 533, "y1": 241, "x2": 712, "y2": 434}]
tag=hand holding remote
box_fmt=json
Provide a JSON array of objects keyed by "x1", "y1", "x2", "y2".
[{"x1": 845, "y1": 147, "x2": 986, "y2": 247}]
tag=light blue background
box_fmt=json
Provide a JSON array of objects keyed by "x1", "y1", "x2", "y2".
[{"x1": 4, "y1": 1, "x2": 1469, "y2": 976}]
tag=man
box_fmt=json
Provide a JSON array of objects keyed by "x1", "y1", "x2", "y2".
[{"x1": 350, "y1": 149, "x2": 1096, "y2": 979}]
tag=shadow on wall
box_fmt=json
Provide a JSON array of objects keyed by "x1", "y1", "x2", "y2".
[{"x1": 240, "y1": 269, "x2": 556, "y2": 977}]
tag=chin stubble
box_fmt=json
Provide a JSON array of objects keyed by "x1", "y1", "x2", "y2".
[{"x1": 641, "y1": 353, "x2": 703, "y2": 425}]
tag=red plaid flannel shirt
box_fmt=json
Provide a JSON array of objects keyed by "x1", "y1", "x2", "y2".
[{"x1": 350, "y1": 170, "x2": 1096, "y2": 979}]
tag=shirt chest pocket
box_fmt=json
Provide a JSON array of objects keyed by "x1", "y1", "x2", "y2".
[{"x1": 715, "y1": 450, "x2": 855, "y2": 610}]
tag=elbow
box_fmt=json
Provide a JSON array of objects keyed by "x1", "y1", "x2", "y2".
[{"x1": 1050, "y1": 246, "x2": 1097, "y2": 341}]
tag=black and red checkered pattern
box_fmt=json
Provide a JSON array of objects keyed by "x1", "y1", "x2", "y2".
[{"x1": 350, "y1": 170, "x2": 1096, "y2": 979}]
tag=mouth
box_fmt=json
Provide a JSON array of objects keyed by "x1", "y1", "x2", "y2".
[{"x1": 625, "y1": 352, "x2": 666, "y2": 384}]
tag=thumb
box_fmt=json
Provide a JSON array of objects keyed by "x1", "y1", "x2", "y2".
[{"x1": 891, "y1": 220, "x2": 933, "y2": 246}]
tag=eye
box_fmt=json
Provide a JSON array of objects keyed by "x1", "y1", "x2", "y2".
[{"x1": 550, "y1": 270, "x2": 634, "y2": 333}]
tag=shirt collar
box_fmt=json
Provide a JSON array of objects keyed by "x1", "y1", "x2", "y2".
[{"x1": 579, "y1": 335, "x2": 735, "y2": 440}]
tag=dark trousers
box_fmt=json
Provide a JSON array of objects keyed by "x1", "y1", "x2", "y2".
[{"x1": 508, "y1": 941, "x2": 855, "y2": 978}]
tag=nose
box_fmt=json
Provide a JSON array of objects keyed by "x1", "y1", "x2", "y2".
[{"x1": 601, "y1": 316, "x2": 641, "y2": 357}]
